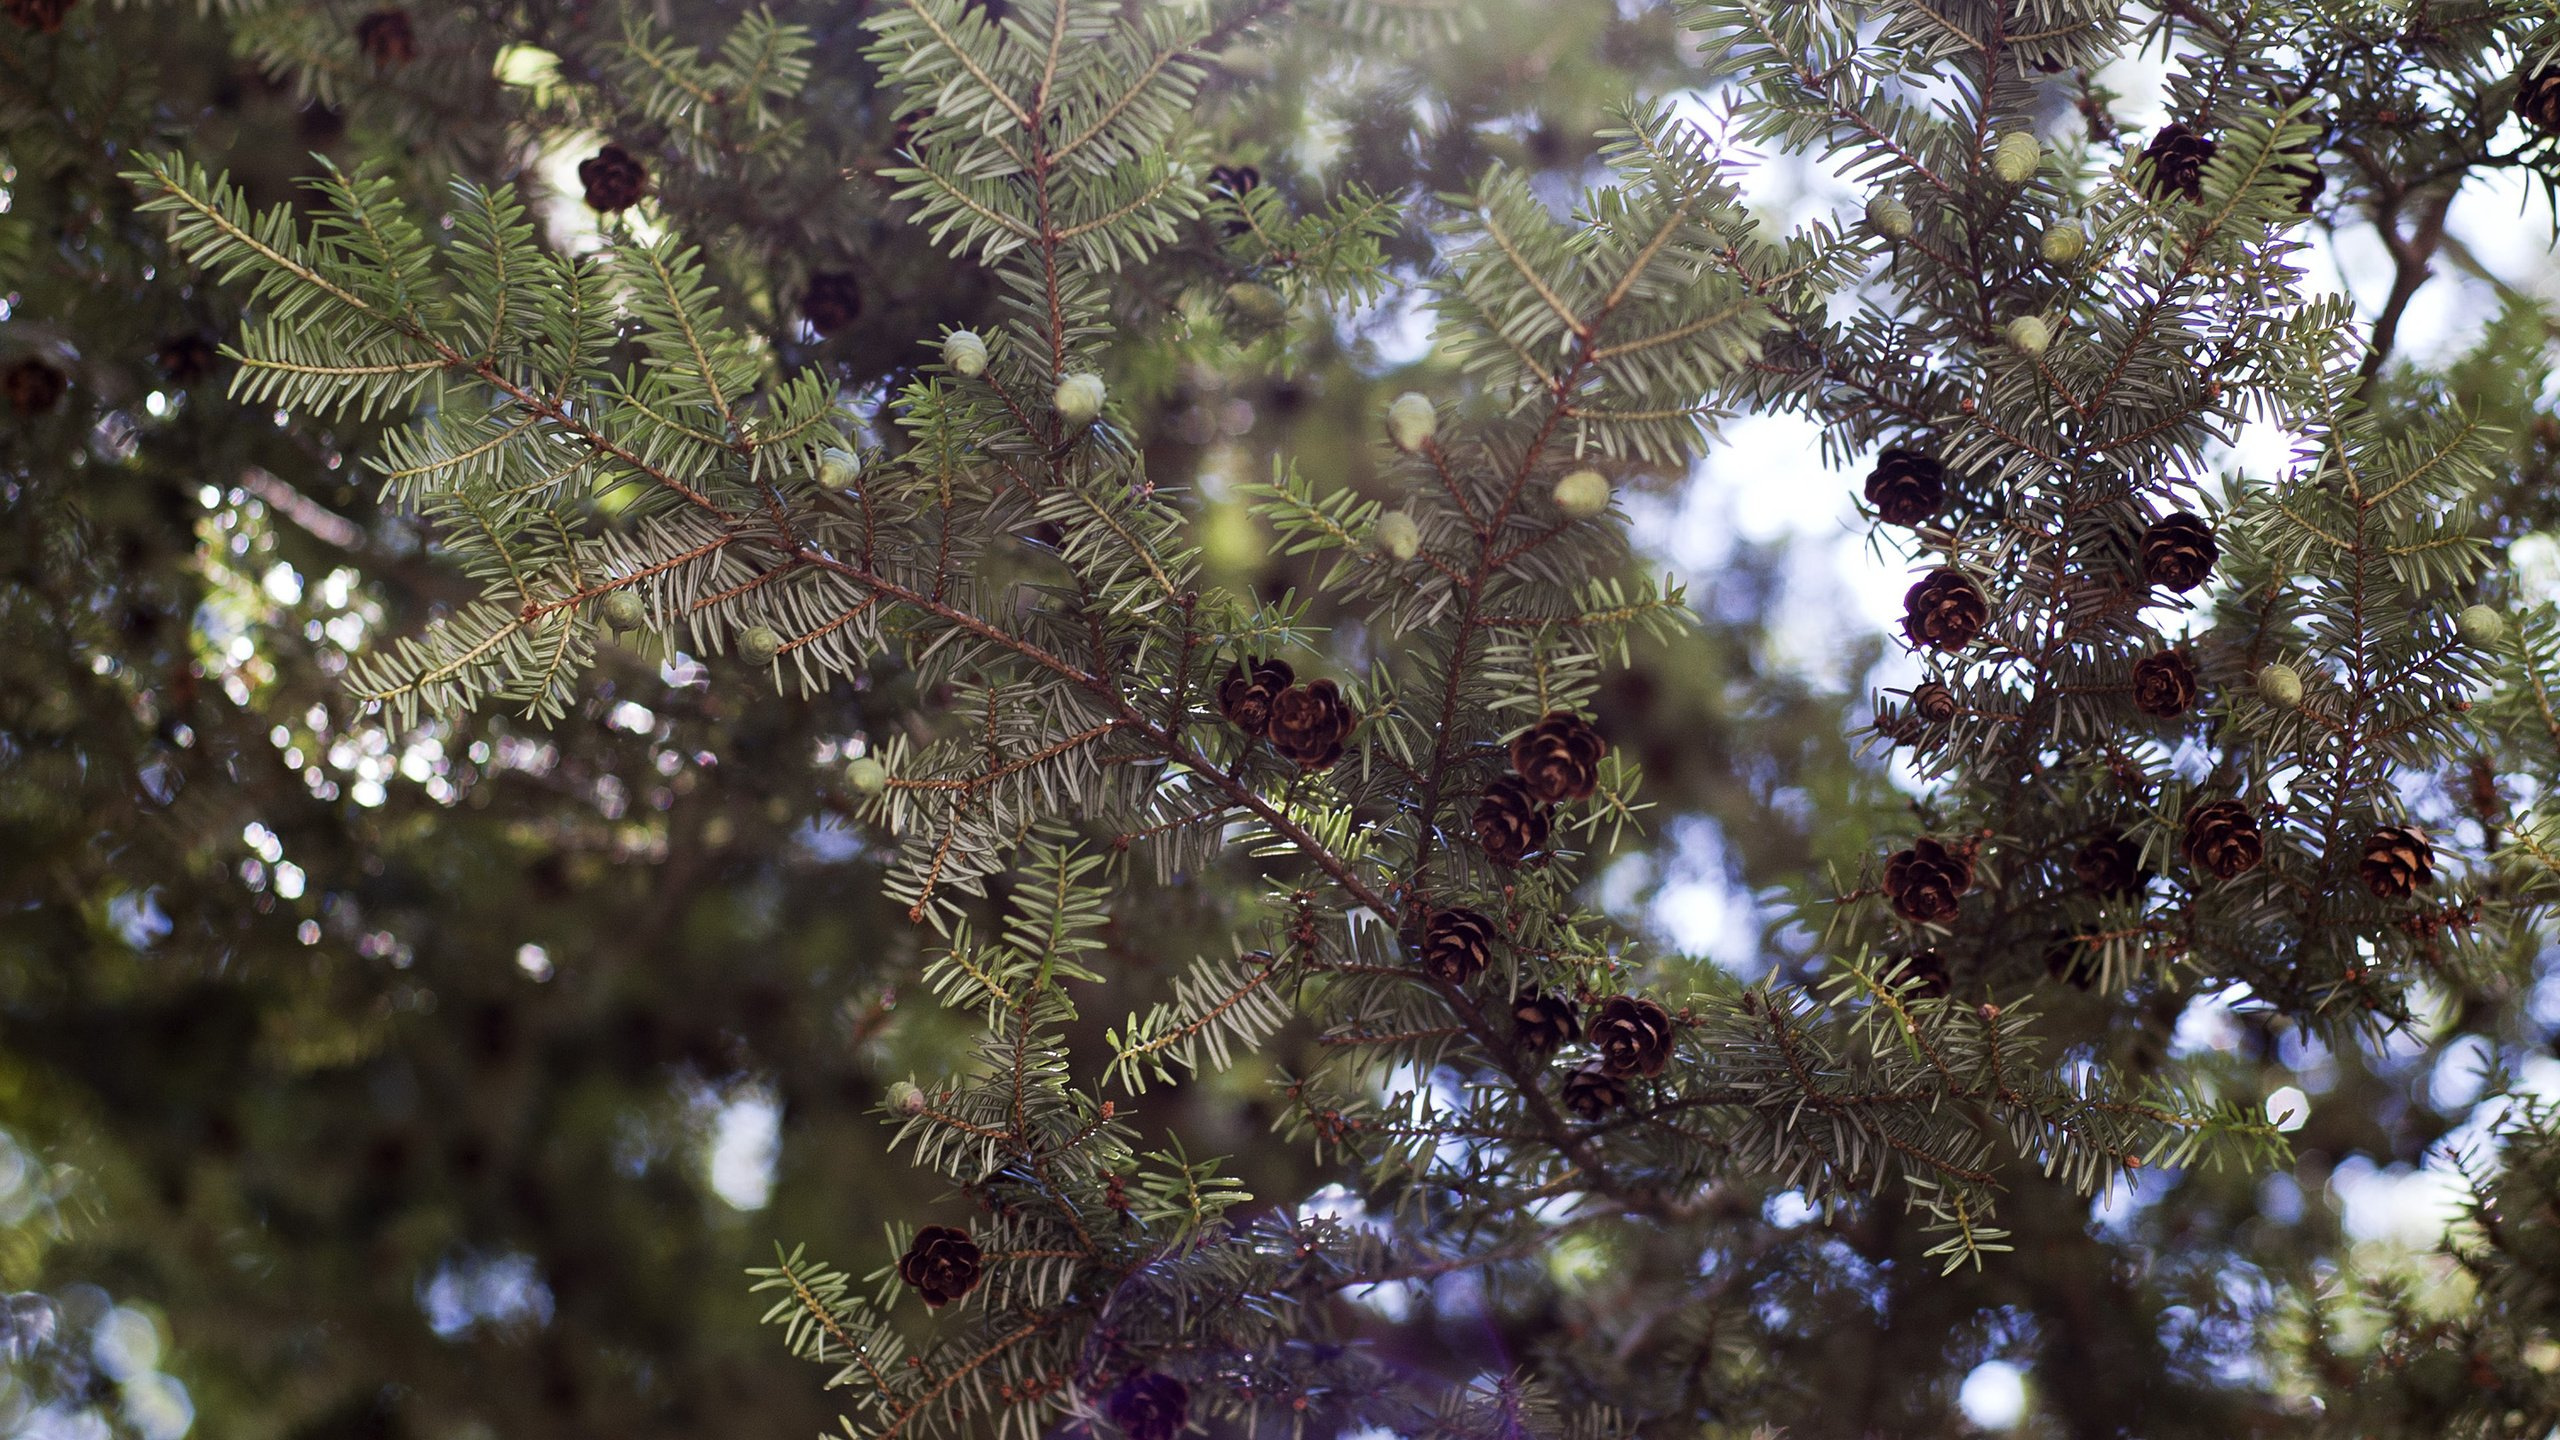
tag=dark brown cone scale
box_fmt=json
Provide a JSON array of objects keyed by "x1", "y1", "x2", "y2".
[
  {"x1": 2132, "y1": 651, "x2": 2198, "y2": 718},
  {"x1": 1910, "y1": 681, "x2": 1959, "y2": 724},
  {"x1": 1267, "y1": 678, "x2": 1354, "y2": 768},
  {"x1": 2360, "y1": 825, "x2": 2434, "y2": 899},
  {"x1": 1510, "y1": 991, "x2": 1579, "y2": 1055},
  {"x1": 1864, "y1": 449, "x2": 1946, "y2": 528},
  {"x1": 1472, "y1": 775, "x2": 1550, "y2": 867},
  {"x1": 2278, "y1": 146, "x2": 2325, "y2": 214},
  {"x1": 1591, "y1": 994, "x2": 1673, "y2": 1078},
  {"x1": 2140, "y1": 123, "x2": 2217, "y2": 202},
  {"x1": 1105, "y1": 1372, "x2": 1188, "y2": 1440},
  {"x1": 2518, "y1": 62, "x2": 2560, "y2": 137},
  {"x1": 1902, "y1": 569, "x2": 1988, "y2": 652},
  {"x1": 896, "y1": 1225, "x2": 982, "y2": 1307},
  {"x1": 800, "y1": 271, "x2": 864, "y2": 337},
  {"x1": 1215, "y1": 657, "x2": 1293, "y2": 737},
  {"x1": 1418, "y1": 907, "x2": 1496, "y2": 985},
  {"x1": 2183, "y1": 800, "x2": 2264, "y2": 880},
  {"x1": 1895, "y1": 951, "x2": 1951, "y2": 999},
  {"x1": 1883, "y1": 837, "x2": 1973, "y2": 923},
  {"x1": 4, "y1": 0, "x2": 78, "y2": 32},
  {"x1": 578, "y1": 144, "x2": 649, "y2": 212},
  {"x1": 2140, "y1": 512, "x2": 2219, "y2": 592},
  {"x1": 2074, "y1": 831, "x2": 2147, "y2": 898},
  {"x1": 1208, "y1": 164, "x2": 1260, "y2": 236},
  {"x1": 355, "y1": 8, "x2": 417, "y2": 67},
  {"x1": 4, "y1": 358, "x2": 66, "y2": 416},
  {"x1": 1509, "y1": 710, "x2": 1607, "y2": 804},
  {"x1": 1561, "y1": 1062, "x2": 1626, "y2": 1119},
  {"x1": 155, "y1": 334, "x2": 218, "y2": 388}
]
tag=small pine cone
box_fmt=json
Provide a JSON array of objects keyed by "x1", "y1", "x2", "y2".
[
  {"x1": 578, "y1": 144, "x2": 650, "y2": 212},
  {"x1": 2517, "y1": 61, "x2": 2560, "y2": 137},
  {"x1": 1472, "y1": 775, "x2": 1551, "y2": 867},
  {"x1": 1590, "y1": 994, "x2": 1674, "y2": 1078},
  {"x1": 1508, "y1": 710, "x2": 1607, "y2": 804},
  {"x1": 1895, "y1": 950, "x2": 1951, "y2": 999},
  {"x1": 1910, "y1": 681, "x2": 1959, "y2": 724},
  {"x1": 2139, "y1": 123, "x2": 2217, "y2": 202},
  {"x1": 2073, "y1": 830, "x2": 2147, "y2": 898},
  {"x1": 1105, "y1": 1372, "x2": 1189, "y2": 1440},
  {"x1": 1561, "y1": 1062, "x2": 1627, "y2": 1119},
  {"x1": 1215, "y1": 657, "x2": 1294, "y2": 737},
  {"x1": 800, "y1": 271, "x2": 864, "y2": 337},
  {"x1": 896, "y1": 1225, "x2": 983, "y2": 1307},
  {"x1": 1901, "y1": 569, "x2": 1989, "y2": 652},
  {"x1": 1509, "y1": 990, "x2": 1580, "y2": 1056},
  {"x1": 2182, "y1": 799, "x2": 2265, "y2": 880},
  {"x1": 1883, "y1": 837, "x2": 1973, "y2": 923},
  {"x1": 2139, "y1": 512, "x2": 2219, "y2": 592},
  {"x1": 354, "y1": 8, "x2": 417, "y2": 67},
  {"x1": 154, "y1": 334, "x2": 218, "y2": 388},
  {"x1": 1267, "y1": 678, "x2": 1355, "y2": 769},
  {"x1": 1418, "y1": 907, "x2": 1497, "y2": 985},
  {"x1": 1864, "y1": 448, "x2": 1945, "y2": 528},
  {"x1": 4, "y1": 357, "x2": 66, "y2": 416},
  {"x1": 1208, "y1": 163, "x2": 1260, "y2": 236},
  {"x1": 2360, "y1": 825, "x2": 2434, "y2": 899},
  {"x1": 2131, "y1": 651, "x2": 2198, "y2": 718},
  {"x1": 4, "y1": 0, "x2": 78, "y2": 32}
]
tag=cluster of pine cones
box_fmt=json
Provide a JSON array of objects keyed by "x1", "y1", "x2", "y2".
[
  {"x1": 1216, "y1": 658, "x2": 1356, "y2": 768},
  {"x1": 1411, "y1": 901, "x2": 1675, "y2": 1123},
  {"x1": 1473, "y1": 711, "x2": 1606, "y2": 867}
]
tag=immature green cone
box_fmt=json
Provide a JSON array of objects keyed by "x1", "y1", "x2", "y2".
[
  {"x1": 1386, "y1": 392, "x2": 1437, "y2": 452},
  {"x1": 1224, "y1": 280, "x2": 1289, "y2": 328},
  {"x1": 2459, "y1": 604, "x2": 2508, "y2": 648},
  {"x1": 2039, "y1": 223, "x2": 2086, "y2": 263},
  {"x1": 885, "y1": 1080, "x2": 925, "y2": 1115},
  {"x1": 1552, "y1": 469, "x2": 1611, "y2": 519},
  {"x1": 1375, "y1": 510, "x2": 1421, "y2": 560},
  {"x1": 2005, "y1": 315, "x2": 2051, "y2": 357},
  {"x1": 739, "y1": 625, "x2": 783, "y2": 663},
  {"x1": 1991, "y1": 131, "x2": 2041, "y2": 183},
  {"x1": 1865, "y1": 195, "x2": 1913, "y2": 239},
  {"x1": 816, "y1": 447, "x2": 861, "y2": 492},
  {"x1": 1054, "y1": 373, "x2": 1107, "y2": 427},
  {"x1": 601, "y1": 590, "x2": 646, "y2": 630},
  {"x1": 845, "y1": 756, "x2": 889, "y2": 794},
  {"x1": 2256, "y1": 662, "x2": 2304, "y2": 708},
  {"x1": 942, "y1": 329, "x2": 989, "y2": 377}
]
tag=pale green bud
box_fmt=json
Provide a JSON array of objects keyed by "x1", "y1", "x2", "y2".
[
  {"x1": 886, "y1": 1080, "x2": 926, "y2": 1115},
  {"x1": 2005, "y1": 315, "x2": 2051, "y2": 357},
  {"x1": 2256, "y1": 662, "x2": 2304, "y2": 708},
  {"x1": 2459, "y1": 604, "x2": 2508, "y2": 648},
  {"x1": 1053, "y1": 372, "x2": 1107, "y2": 427},
  {"x1": 601, "y1": 590, "x2": 646, "y2": 630},
  {"x1": 816, "y1": 447, "x2": 861, "y2": 493},
  {"x1": 941, "y1": 329, "x2": 989, "y2": 377},
  {"x1": 2038, "y1": 223, "x2": 2087, "y2": 264},
  {"x1": 1865, "y1": 195, "x2": 1914, "y2": 239},
  {"x1": 844, "y1": 755, "x2": 889, "y2": 794},
  {"x1": 1552, "y1": 468, "x2": 1612, "y2": 520},
  {"x1": 1375, "y1": 510, "x2": 1421, "y2": 561},
  {"x1": 1385, "y1": 391, "x2": 1437, "y2": 452},
  {"x1": 739, "y1": 625, "x2": 783, "y2": 663},
  {"x1": 1992, "y1": 131, "x2": 2042, "y2": 184},
  {"x1": 1223, "y1": 281, "x2": 1289, "y2": 329}
]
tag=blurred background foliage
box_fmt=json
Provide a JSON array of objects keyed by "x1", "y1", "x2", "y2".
[{"x1": 1, "y1": 1, "x2": 2557, "y2": 1438}]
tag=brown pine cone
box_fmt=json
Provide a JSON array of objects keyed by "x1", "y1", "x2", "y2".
[
  {"x1": 4, "y1": 357, "x2": 66, "y2": 416},
  {"x1": 2518, "y1": 61, "x2": 2560, "y2": 137},
  {"x1": 2131, "y1": 651, "x2": 2198, "y2": 718},
  {"x1": 354, "y1": 8, "x2": 417, "y2": 67},
  {"x1": 1895, "y1": 950, "x2": 1951, "y2": 999},
  {"x1": 1901, "y1": 569, "x2": 1988, "y2": 652},
  {"x1": 1208, "y1": 163, "x2": 1260, "y2": 236},
  {"x1": 2360, "y1": 825, "x2": 2434, "y2": 899},
  {"x1": 1883, "y1": 837, "x2": 1973, "y2": 923},
  {"x1": 896, "y1": 1225, "x2": 983, "y2": 1307},
  {"x1": 2073, "y1": 830, "x2": 2147, "y2": 898},
  {"x1": 1472, "y1": 775, "x2": 1551, "y2": 866},
  {"x1": 2183, "y1": 799, "x2": 2264, "y2": 880},
  {"x1": 1268, "y1": 678, "x2": 1354, "y2": 768},
  {"x1": 3, "y1": 0, "x2": 77, "y2": 32},
  {"x1": 1864, "y1": 449, "x2": 1945, "y2": 528},
  {"x1": 800, "y1": 271, "x2": 864, "y2": 337},
  {"x1": 578, "y1": 144, "x2": 650, "y2": 212},
  {"x1": 1214, "y1": 657, "x2": 1293, "y2": 737},
  {"x1": 2139, "y1": 512, "x2": 2219, "y2": 592},
  {"x1": 1509, "y1": 710, "x2": 1607, "y2": 803},
  {"x1": 1509, "y1": 990, "x2": 1580, "y2": 1055},
  {"x1": 2139, "y1": 123, "x2": 2217, "y2": 202},
  {"x1": 155, "y1": 334, "x2": 219, "y2": 388},
  {"x1": 1910, "y1": 681, "x2": 1959, "y2": 724},
  {"x1": 1105, "y1": 1373, "x2": 1189, "y2": 1440},
  {"x1": 1591, "y1": 994, "x2": 1673, "y2": 1078},
  {"x1": 1418, "y1": 907, "x2": 1497, "y2": 985},
  {"x1": 1561, "y1": 1061, "x2": 1627, "y2": 1119}
]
